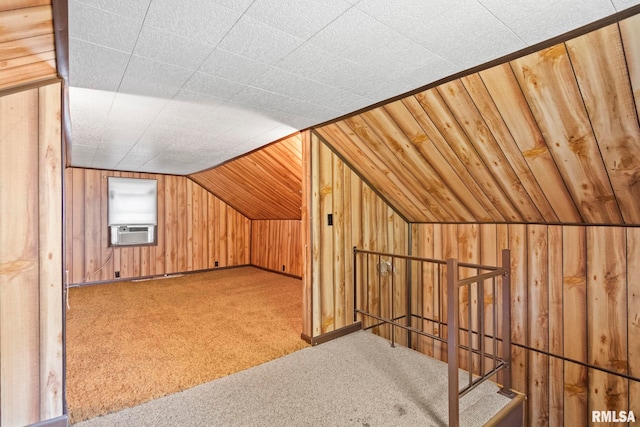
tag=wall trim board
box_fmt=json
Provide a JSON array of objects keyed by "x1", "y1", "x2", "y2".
[
  {"x1": 26, "y1": 415, "x2": 68, "y2": 427},
  {"x1": 409, "y1": 221, "x2": 640, "y2": 228},
  {"x1": 250, "y1": 265, "x2": 302, "y2": 280},
  {"x1": 302, "y1": 322, "x2": 362, "y2": 346},
  {"x1": 0, "y1": 77, "x2": 61, "y2": 97},
  {"x1": 312, "y1": 4, "x2": 640, "y2": 130},
  {"x1": 66, "y1": 264, "x2": 252, "y2": 288}
]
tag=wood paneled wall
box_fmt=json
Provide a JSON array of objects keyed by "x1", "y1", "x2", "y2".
[
  {"x1": 0, "y1": 1, "x2": 57, "y2": 91},
  {"x1": 251, "y1": 220, "x2": 302, "y2": 277},
  {"x1": 411, "y1": 223, "x2": 640, "y2": 426},
  {"x1": 0, "y1": 83, "x2": 64, "y2": 426},
  {"x1": 307, "y1": 130, "x2": 639, "y2": 425},
  {"x1": 304, "y1": 133, "x2": 409, "y2": 338},
  {"x1": 65, "y1": 168, "x2": 250, "y2": 284}
]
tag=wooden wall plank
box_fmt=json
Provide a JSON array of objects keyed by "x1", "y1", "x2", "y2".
[
  {"x1": 333, "y1": 154, "x2": 346, "y2": 329},
  {"x1": 0, "y1": 88, "x2": 40, "y2": 426},
  {"x1": 301, "y1": 131, "x2": 313, "y2": 337},
  {"x1": 311, "y1": 133, "x2": 322, "y2": 336},
  {"x1": 548, "y1": 225, "x2": 564, "y2": 426},
  {"x1": 251, "y1": 220, "x2": 302, "y2": 276},
  {"x1": 587, "y1": 227, "x2": 628, "y2": 422},
  {"x1": 563, "y1": 226, "x2": 588, "y2": 426},
  {"x1": 319, "y1": 141, "x2": 335, "y2": 334},
  {"x1": 508, "y1": 224, "x2": 528, "y2": 422},
  {"x1": 627, "y1": 228, "x2": 640, "y2": 418},
  {"x1": 527, "y1": 224, "x2": 550, "y2": 425},
  {"x1": 38, "y1": 83, "x2": 63, "y2": 419}
]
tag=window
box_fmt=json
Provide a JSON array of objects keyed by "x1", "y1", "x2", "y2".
[{"x1": 107, "y1": 177, "x2": 157, "y2": 246}]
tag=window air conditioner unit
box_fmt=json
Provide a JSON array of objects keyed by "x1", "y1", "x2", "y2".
[{"x1": 110, "y1": 225, "x2": 155, "y2": 246}]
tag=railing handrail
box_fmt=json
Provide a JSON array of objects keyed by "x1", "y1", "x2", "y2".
[
  {"x1": 353, "y1": 248, "x2": 503, "y2": 271},
  {"x1": 353, "y1": 247, "x2": 512, "y2": 427}
]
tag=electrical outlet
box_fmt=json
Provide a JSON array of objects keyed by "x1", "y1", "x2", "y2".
[
  {"x1": 282, "y1": 265, "x2": 286, "y2": 272},
  {"x1": 215, "y1": 261, "x2": 219, "y2": 267},
  {"x1": 115, "y1": 271, "x2": 120, "y2": 278}
]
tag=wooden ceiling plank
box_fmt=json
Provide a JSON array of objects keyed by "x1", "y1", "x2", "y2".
[
  {"x1": 401, "y1": 95, "x2": 504, "y2": 222},
  {"x1": 460, "y1": 73, "x2": 558, "y2": 222},
  {"x1": 438, "y1": 79, "x2": 544, "y2": 222},
  {"x1": 414, "y1": 89, "x2": 523, "y2": 222},
  {"x1": 189, "y1": 135, "x2": 302, "y2": 220},
  {"x1": 0, "y1": 6, "x2": 52, "y2": 44},
  {"x1": 361, "y1": 107, "x2": 476, "y2": 222},
  {"x1": 0, "y1": 58, "x2": 55, "y2": 89},
  {"x1": 0, "y1": 48, "x2": 54, "y2": 70},
  {"x1": 343, "y1": 115, "x2": 451, "y2": 221},
  {"x1": 0, "y1": 33, "x2": 54, "y2": 61},
  {"x1": 0, "y1": 1, "x2": 50, "y2": 13},
  {"x1": 192, "y1": 170, "x2": 284, "y2": 220},
  {"x1": 384, "y1": 99, "x2": 492, "y2": 222},
  {"x1": 479, "y1": 64, "x2": 583, "y2": 223},
  {"x1": 567, "y1": 23, "x2": 640, "y2": 224},
  {"x1": 621, "y1": 14, "x2": 640, "y2": 117},
  {"x1": 511, "y1": 43, "x2": 623, "y2": 224},
  {"x1": 316, "y1": 124, "x2": 432, "y2": 222}
]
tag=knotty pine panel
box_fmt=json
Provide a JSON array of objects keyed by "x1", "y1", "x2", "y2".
[
  {"x1": 306, "y1": 134, "x2": 409, "y2": 337},
  {"x1": 189, "y1": 133, "x2": 302, "y2": 220},
  {"x1": 1, "y1": 83, "x2": 63, "y2": 425},
  {"x1": 410, "y1": 223, "x2": 638, "y2": 426},
  {"x1": 251, "y1": 220, "x2": 302, "y2": 277},
  {"x1": 64, "y1": 168, "x2": 250, "y2": 284},
  {"x1": 0, "y1": 4, "x2": 57, "y2": 90},
  {"x1": 315, "y1": 14, "x2": 640, "y2": 226}
]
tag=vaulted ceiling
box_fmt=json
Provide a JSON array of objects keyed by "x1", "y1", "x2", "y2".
[
  {"x1": 189, "y1": 133, "x2": 302, "y2": 220},
  {"x1": 65, "y1": 0, "x2": 640, "y2": 175},
  {"x1": 3, "y1": 2, "x2": 640, "y2": 224},
  {"x1": 316, "y1": 12, "x2": 640, "y2": 225}
]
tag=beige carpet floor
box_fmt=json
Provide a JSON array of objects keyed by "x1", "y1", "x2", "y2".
[{"x1": 66, "y1": 266, "x2": 308, "y2": 424}]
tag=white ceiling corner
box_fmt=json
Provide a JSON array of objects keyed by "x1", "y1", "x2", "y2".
[{"x1": 68, "y1": 0, "x2": 640, "y2": 175}]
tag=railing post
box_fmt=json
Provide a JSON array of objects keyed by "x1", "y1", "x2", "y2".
[
  {"x1": 353, "y1": 247, "x2": 358, "y2": 323},
  {"x1": 406, "y1": 257, "x2": 412, "y2": 349},
  {"x1": 447, "y1": 258, "x2": 459, "y2": 427},
  {"x1": 500, "y1": 248, "x2": 515, "y2": 397}
]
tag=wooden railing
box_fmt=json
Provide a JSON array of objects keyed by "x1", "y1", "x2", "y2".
[{"x1": 353, "y1": 248, "x2": 514, "y2": 427}]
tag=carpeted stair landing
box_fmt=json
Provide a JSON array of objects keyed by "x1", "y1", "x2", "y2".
[{"x1": 74, "y1": 330, "x2": 514, "y2": 427}]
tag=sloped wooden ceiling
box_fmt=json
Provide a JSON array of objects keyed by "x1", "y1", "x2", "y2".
[
  {"x1": 189, "y1": 133, "x2": 302, "y2": 220},
  {"x1": 316, "y1": 13, "x2": 640, "y2": 226},
  {"x1": 0, "y1": 1, "x2": 57, "y2": 91}
]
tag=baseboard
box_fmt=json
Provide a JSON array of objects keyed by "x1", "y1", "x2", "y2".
[
  {"x1": 301, "y1": 322, "x2": 363, "y2": 346},
  {"x1": 27, "y1": 415, "x2": 68, "y2": 427},
  {"x1": 250, "y1": 264, "x2": 302, "y2": 279},
  {"x1": 68, "y1": 264, "x2": 252, "y2": 287}
]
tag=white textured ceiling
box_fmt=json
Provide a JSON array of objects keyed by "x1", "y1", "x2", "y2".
[{"x1": 68, "y1": 0, "x2": 640, "y2": 175}]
